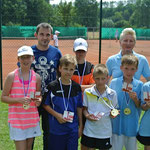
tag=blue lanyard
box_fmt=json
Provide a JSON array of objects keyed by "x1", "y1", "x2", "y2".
[
  {"x1": 19, "y1": 69, "x2": 31, "y2": 96},
  {"x1": 124, "y1": 92, "x2": 130, "y2": 106},
  {"x1": 76, "y1": 61, "x2": 86, "y2": 85},
  {"x1": 59, "y1": 78, "x2": 72, "y2": 111}
]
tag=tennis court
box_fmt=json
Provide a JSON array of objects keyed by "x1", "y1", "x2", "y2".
[{"x1": 2, "y1": 39, "x2": 150, "y2": 84}]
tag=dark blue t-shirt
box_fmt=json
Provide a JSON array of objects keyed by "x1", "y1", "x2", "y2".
[
  {"x1": 43, "y1": 79, "x2": 83, "y2": 135},
  {"x1": 31, "y1": 45, "x2": 62, "y2": 94}
]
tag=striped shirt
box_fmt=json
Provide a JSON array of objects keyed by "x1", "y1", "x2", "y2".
[{"x1": 8, "y1": 69, "x2": 40, "y2": 129}]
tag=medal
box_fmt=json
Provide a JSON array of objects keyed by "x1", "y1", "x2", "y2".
[
  {"x1": 23, "y1": 104, "x2": 30, "y2": 110},
  {"x1": 111, "y1": 109, "x2": 119, "y2": 117},
  {"x1": 94, "y1": 86, "x2": 119, "y2": 117},
  {"x1": 124, "y1": 108, "x2": 131, "y2": 115}
]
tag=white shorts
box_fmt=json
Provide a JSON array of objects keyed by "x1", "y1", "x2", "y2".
[
  {"x1": 9, "y1": 123, "x2": 41, "y2": 141},
  {"x1": 111, "y1": 134, "x2": 137, "y2": 150}
]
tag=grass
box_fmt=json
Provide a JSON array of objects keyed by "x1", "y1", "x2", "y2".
[{"x1": 0, "y1": 90, "x2": 144, "y2": 150}]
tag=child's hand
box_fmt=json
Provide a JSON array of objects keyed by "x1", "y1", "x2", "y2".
[
  {"x1": 33, "y1": 97, "x2": 41, "y2": 107},
  {"x1": 56, "y1": 113, "x2": 67, "y2": 124},
  {"x1": 146, "y1": 101, "x2": 150, "y2": 108},
  {"x1": 86, "y1": 114, "x2": 99, "y2": 121},
  {"x1": 129, "y1": 91, "x2": 137, "y2": 101},
  {"x1": 19, "y1": 97, "x2": 31, "y2": 105},
  {"x1": 129, "y1": 91, "x2": 140, "y2": 107}
]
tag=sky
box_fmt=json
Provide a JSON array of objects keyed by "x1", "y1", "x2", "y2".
[{"x1": 50, "y1": 0, "x2": 117, "y2": 5}]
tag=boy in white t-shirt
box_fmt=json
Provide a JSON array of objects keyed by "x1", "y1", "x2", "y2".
[
  {"x1": 81, "y1": 64, "x2": 119, "y2": 150},
  {"x1": 53, "y1": 30, "x2": 60, "y2": 48}
]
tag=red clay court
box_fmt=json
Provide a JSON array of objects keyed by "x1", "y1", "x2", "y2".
[{"x1": 2, "y1": 39, "x2": 150, "y2": 84}]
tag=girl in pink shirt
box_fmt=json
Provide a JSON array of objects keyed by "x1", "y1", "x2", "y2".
[{"x1": 1, "y1": 46, "x2": 42, "y2": 150}]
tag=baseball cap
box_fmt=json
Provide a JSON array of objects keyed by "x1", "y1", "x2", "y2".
[
  {"x1": 55, "y1": 30, "x2": 60, "y2": 34},
  {"x1": 17, "y1": 46, "x2": 34, "y2": 57},
  {"x1": 73, "y1": 38, "x2": 88, "y2": 52}
]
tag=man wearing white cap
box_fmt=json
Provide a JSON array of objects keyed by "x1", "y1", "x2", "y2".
[
  {"x1": 72, "y1": 38, "x2": 95, "y2": 150},
  {"x1": 53, "y1": 30, "x2": 60, "y2": 48}
]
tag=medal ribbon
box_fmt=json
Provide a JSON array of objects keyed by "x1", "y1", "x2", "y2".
[
  {"x1": 59, "y1": 78, "x2": 72, "y2": 111},
  {"x1": 19, "y1": 69, "x2": 31, "y2": 96},
  {"x1": 124, "y1": 92, "x2": 131, "y2": 106},
  {"x1": 94, "y1": 85, "x2": 114, "y2": 110},
  {"x1": 76, "y1": 61, "x2": 86, "y2": 85}
]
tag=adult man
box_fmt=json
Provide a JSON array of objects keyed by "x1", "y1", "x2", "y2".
[{"x1": 32, "y1": 22, "x2": 62, "y2": 150}]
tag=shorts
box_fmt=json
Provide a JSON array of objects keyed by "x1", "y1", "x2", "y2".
[
  {"x1": 81, "y1": 134, "x2": 112, "y2": 149},
  {"x1": 48, "y1": 132, "x2": 78, "y2": 150},
  {"x1": 9, "y1": 123, "x2": 41, "y2": 141},
  {"x1": 137, "y1": 133, "x2": 150, "y2": 146},
  {"x1": 111, "y1": 134, "x2": 137, "y2": 150}
]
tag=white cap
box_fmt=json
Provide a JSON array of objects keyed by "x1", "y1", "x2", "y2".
[
  {"x1": 18, "y1": 46, "x2": 34, "y2": 57},
  {"x1": 73, "y1": 38, "x2": 88, "y2": 52},
  {"x1": 55, "y1": 30, "x2": 60, "y2": 34}
]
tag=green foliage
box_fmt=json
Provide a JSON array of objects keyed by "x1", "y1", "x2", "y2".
[
  {"x1": 1, "y1": 0, "x2": 150, "y2": 28},
  {"x1": 74, "y1": 0, "x2": 99, "y2": 27},
  {"x1": 102, "y1": 19, "x2": 114, "y2": 27},
  {"x1": 2, "y1": 0, "x2": 26, "y2": 25},
  {"x1": 57, "y1": 2, "x2": 74, "y2": 27},
  {"x1": 23, "y1": 0, "x2": 53, "y2": 26}
]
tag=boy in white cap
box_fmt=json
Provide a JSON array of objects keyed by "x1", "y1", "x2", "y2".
[
  {"x1": 1, "y1": 46, "x2": 42, "y2": 150},
  {"x1": 53, "y1": 30, "x2": 60, "y2": 48},
  {"x1": 72, "y1": 38, "x2": 95, "y2": 91},
  {"x1": 71, "y1": 38, "x2": 95, "y2": 150}
]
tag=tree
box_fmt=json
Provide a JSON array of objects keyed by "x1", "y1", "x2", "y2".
[
  {"x1": 24, "y1": 0, "x2": 53, "y2": 26},
  {"x1": 102, "y1": 19, "x2": 114, "y2": 27},
  {"x1": 2, "y1": 0, "x2": 26, "y2": 25},
  {"x1": 111, "y1": 12, "x2": 123, "y2": 23},
  {"x1": 57, "y1": 1, "x2": 74, "y2": 27},
  {"x1": 75, "y1": 0, "x2": 98, "y2": 27}
]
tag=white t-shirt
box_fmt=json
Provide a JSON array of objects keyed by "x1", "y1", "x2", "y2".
[
  {"x1": 53, "y1": 34, "x2": 58, "y2": 47},
  {"x1": 83, "y1": 85, "x2": 118, "y2": 139}
]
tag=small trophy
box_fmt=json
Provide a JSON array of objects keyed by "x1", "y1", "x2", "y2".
[
  {"x1": 122, "y1": 82, "x2": 133, "y2": 92},
  {"x1": 143, "y1": 92, "x2": 150, "y2": 102}
]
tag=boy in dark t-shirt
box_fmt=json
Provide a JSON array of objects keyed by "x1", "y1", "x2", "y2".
[{"x1": 43, "y1": 54, "x2": 83, "y2": 150}]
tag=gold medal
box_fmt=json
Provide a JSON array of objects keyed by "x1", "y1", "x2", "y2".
[
  {"x1": 111, "y1": 109, "x2": 119, "y2": 117},
  {"x1": 124, "y1": 108, "x2": 131, "y2": 115},
  {"x1": 23, "y1": 104, "x2": 30, "y2": 110}
]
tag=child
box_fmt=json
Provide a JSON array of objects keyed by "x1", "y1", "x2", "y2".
[
  {"x1": 110, "y1": 54, "x2": 143, "y2": 150},
  {"x1": 72, "y1": 38, "x2": 95, "y2": 92},
  {"x1": 81, "y1": 64, "x2": 119, "y2": 150},
  {"x1": 1, "y1": 46, "x2": 42, "y2": 150},
  {"x1": 53, "y1": 30, "x2": 60, "y2": 48},
  {"x1": 43, "y1": 54, "x2": 83, "y2": 150},
  {"x1": 137, "y1": 82, "x2": 150, "y2": 150},
  {"x1": 71, "y1": 38, "x2": 95, "y2": 150}
]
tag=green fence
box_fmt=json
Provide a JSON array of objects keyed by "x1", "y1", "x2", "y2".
[
  {"x1": 2, "y1": 26, "x2": 87, "y2": 39},
  {"x1": 101, "y1": 28, "x2": 150, "y2": 40},
  {"x1": 2, "y1": 26, "x2": 150, "y2": 40}
]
